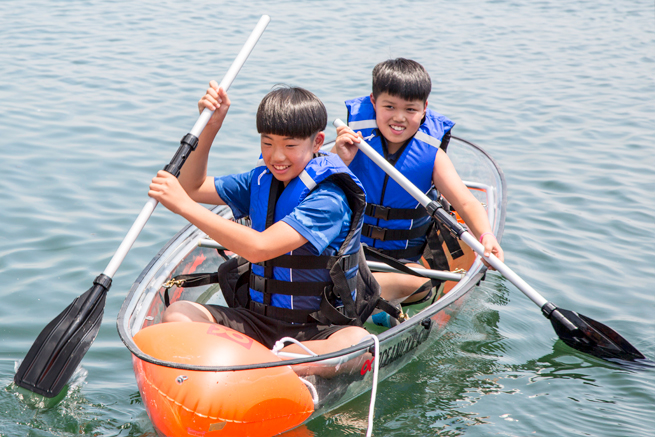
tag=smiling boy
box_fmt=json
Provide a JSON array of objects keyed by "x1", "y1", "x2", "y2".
[
  {"x1": 334, "y1": 58, "x2": 504, "y2": 320},
  {"x1": 148, "y1": 83, "x2": 374, "y2": 355}
]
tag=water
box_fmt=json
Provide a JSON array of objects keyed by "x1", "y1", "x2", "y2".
[{"x1": 1, "y1": 0, "x2": 653, "y2": 435}]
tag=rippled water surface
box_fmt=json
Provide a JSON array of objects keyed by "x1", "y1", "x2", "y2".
[{"x1": 1, "y1": 1, "x2": 654, "y2": 436}]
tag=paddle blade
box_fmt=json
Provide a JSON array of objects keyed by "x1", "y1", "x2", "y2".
[
  {"x1": 14, "y1": 280, "x2": 108, "y2": 398},
  {"x1": 549, "y1": 308, "x2": 645, "y2": 362}
]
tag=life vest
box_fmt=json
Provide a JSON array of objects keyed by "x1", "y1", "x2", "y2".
[
  {"x1": 346, "y1": 95, "x2": 455, "y2": 260},
  {"x1": 248, "y1": 152, "x2": 369, "y2": 325}
]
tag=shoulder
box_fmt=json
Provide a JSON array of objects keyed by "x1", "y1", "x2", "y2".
[
  {"x1": 304, "y1": 180, "x2": 350, "y2": 211},
  {"x1": 424, "y1": 108, "x2": 455, "y2": 131}
]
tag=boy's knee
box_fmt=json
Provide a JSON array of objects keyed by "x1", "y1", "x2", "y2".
[{"x1": 162, "y1": 301, "x2": 214, "y2": 323}]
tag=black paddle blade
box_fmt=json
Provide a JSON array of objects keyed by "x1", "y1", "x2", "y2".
[
  {"x1": 14, "y1": 276, "x2": 110, "y2": 398},
  {"x1": 549, "y1": 308, "x2": 645, "y2": 362}
]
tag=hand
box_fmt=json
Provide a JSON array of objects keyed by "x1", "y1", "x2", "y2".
[
  {"x1": 480, "y1": 233, "x2": 504, "y2": 270},
  {"x1": 148, "y1": 170, "x2": 195, "y2": 215},
  {"x1": 334, "y1": 125, "x2": 362, "y2": 166},
  {"x1": 198, "y1": 81, "x2": 231, "y2": 129}
]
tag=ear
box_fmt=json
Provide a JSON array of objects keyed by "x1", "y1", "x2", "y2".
[
  {"x1": 423, "y1": 100, "x2": 428, "y2": 114},
  {"x1": 313, "y1": 132, "x2": 325, "y2": 153},
  {"x1": 370, "y1": 93, "x2": 376, "y2": 109}
]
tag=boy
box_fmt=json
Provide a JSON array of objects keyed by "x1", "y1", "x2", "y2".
[
  {"x1": 334, "y1": 58, "x2": 504, "y2": 315},
  {"x1": 148, "y1": 83, "x2": 374, "y2": 355}
]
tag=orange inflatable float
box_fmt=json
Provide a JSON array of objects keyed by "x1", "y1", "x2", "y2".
[{"x1": 132, "y1": 322, "x2": 315, "y2": 437}]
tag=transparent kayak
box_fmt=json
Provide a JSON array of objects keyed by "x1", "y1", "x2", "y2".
[{"x1": 117, "y1": 136, "x2": 506, "y2": 436}]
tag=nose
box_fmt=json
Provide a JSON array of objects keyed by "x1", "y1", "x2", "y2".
[{"x1": 270, "y1": 144, "x2": 285, "y2": 162}]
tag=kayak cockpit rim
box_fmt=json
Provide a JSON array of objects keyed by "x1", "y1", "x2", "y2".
[{"x1": 116, "y1": 135, "x2": 507, "y2": 373}]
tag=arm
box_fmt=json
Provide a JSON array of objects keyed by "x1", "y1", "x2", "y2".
[
  {"x1": 432, "y1": 151, "x2": 504, "y2": 262},
  {"x1": 148, "y1": 170, "x2": 308, "y2": 263},
  {"x1": 176, "y1": 81, "x2": 231, "y2": 205}
]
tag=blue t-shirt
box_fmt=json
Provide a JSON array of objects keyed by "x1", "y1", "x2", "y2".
[{"x1": 214, "y1": 171, "x2": 352, "y2": 256}]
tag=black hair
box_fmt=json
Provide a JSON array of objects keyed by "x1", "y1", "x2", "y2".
[
  {"x1": 256, "y1": 85, "x2": 327, "y2": 139},
  {"x1": 372, "y1": 58, "x2": 431, "y2": 102}
]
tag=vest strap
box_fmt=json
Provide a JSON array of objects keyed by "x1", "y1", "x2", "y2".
[
  {"x1": 362, "y1": 221, "x2": 432, "y2": 242},
  {"x1": 368, "y1": 243, "x2": 426, "y2": 261},
  {"x1": 256, "y1": 252, "x2": 358, "y2": 271},
  {"x1": 365, "y1": 203, "x2": 428, "y2": 221},
  {"x1": 249, "y1": 274, "x2": 328, "y2": 297}
]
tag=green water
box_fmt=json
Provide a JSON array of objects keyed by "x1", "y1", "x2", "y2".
[{"x1": 1, "y1": 0, "x2": 654, "y2": 435}]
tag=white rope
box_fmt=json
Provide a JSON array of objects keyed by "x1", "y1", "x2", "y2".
[
  {"x1": 361, "y1": 334, "x2": 380, "y2": 437},
  {"x1": 272, "y1": 334, "x2": 380, "y2": 436},
  {"x1": 298, "y1": 377, "x2": 320, "y2": 405},
  {"x1": 271, "y1": 336, "x2": 319, "y2": 356}
]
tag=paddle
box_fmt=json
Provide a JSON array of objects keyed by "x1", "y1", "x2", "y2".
[
  {"x1": 14, "y1": 16, "x2": 271, "y2": 398},
  {"x1": 333, "y1": 118, "x2": 646, "y2": 363}
]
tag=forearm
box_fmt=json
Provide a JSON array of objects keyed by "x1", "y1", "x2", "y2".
[
  {"x1": 453, "y1": 196, "x2": 492, "y2": 239},
  {"x1": 178, "y1": 202, "x2": 305, "y2": 263},
  {"x1": 177, "y1": 124, "x2": 220, "y2": 194}
]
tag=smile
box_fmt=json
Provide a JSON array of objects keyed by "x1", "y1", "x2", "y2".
[{"x1": 390, "y1": 124, "x2": 406, "y2": 132}]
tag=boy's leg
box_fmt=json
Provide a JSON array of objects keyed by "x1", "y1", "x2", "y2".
[
  {"x1": 284, "y1": 326, "x2": 371, "y2": 378},
  {"x1": 281, "y1": 326, "x2": 370, "y2": 356},
  {"x1": 162, "y1": 301, "x2": 217, "y2": 323},
  {"x1": 374, "y1": 264, "x2": 432, "y2": 304}
]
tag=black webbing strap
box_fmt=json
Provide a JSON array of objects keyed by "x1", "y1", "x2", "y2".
[
  {"x1": 256, "y1": 252, "x2": 358, "y2": 271},
  {"x1": 362, "y1": 220, "x2": 431, "y2": 242},
  {"x1": 370, "y1": 243, "x2": 426, "y2": 261},
  {"x1": 364, "y1": 203, "x2": 428, "y2": 221},
  {"x1": 163, "y1": 272, "x2": 220, "y2": 307},
  {"x1": 363, "y1": 246, "x2": 430, "y2": 278},
  {"x1": 249, "y1": 274, "x2": 328, "y2": 297},
  {"x1": 437, "y1": 221, "x2": 464, "y2": 259},
  {"x1": 262, "y1": 178, "x2": 284, "y2": 305},
  {"x1": 168, "y1": 273, "x2": 220, "y2": 287}
]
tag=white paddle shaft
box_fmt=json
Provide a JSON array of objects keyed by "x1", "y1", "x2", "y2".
[
  {"x1": 333, "y1": 118, "x2": 549, "y2": 309},
  {"x1": 102, "y1": 16, "x2": 270, "y2": 278}
]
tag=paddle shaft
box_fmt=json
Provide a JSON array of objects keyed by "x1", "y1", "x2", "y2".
[
  {"x1": 332, "y1": 119, "x2": 552, "y2": 309},
  {"x1": 103, "y1": 16, "x2": 270, "y2": 278}
]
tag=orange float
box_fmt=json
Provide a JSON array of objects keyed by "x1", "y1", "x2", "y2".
[{"x1": 132, "y1": 322, "x2": 314, "y2": 437}]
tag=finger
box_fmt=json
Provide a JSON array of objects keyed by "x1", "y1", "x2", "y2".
[{"x1": 217, "y1": 86, "x2": 228, "y2": 102}]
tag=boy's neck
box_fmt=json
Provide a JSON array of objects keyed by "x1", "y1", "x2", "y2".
[{"x1": 380, "y1": 134, "x2": 412, "y2": 162}]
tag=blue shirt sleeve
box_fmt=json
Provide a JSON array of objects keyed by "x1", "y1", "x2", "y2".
[
  {"x1": 282, "y1": 181, "x2": 352, "y2": 255},
  {"x1": 214, "y1": 171, "x2": 252, "y2": 219}
]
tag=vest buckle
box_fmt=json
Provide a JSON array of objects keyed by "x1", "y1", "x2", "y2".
[
  {"x1": 369, "y1": 205, "x2": 391, "y2": 220},
  {"x1": 365, "y1": 225, "x2": 387, "y2": 241}
]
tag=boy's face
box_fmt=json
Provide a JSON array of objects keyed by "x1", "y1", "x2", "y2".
[
  {"x1": 370, "y1": 92, "x2": 427, "y2": 150},
  {"x1": 260, "y1": 132, "x2": 324, "y2": 186}
]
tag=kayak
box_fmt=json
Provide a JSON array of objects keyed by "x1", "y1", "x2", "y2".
[{"x1": 117, "y1": 136, "x2": 506, "y2": 437}]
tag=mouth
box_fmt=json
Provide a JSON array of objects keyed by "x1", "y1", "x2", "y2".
[
  {"x1": 271, "y1": 164, "x2": 291, "y2": 171},
  {"x1": 389, "y1": 124, "x2": 406, "y2": 134}
]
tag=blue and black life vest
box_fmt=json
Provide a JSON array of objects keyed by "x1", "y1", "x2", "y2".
[
  {"x1": 346, "y1": 95, "x2": 455, "y2": 261},
  {"x1": 247, "y1": 152, "x2": 372, "y2": 325}
]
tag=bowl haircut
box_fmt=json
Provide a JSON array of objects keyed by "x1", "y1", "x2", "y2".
[
  {"x1": 256, "y1": 86, "x2": 327, "y2": 140},
  {"x1": 372, "y1": 58, "x2": 432, "y2": 103}
]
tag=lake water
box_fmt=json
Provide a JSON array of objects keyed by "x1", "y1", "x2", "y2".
[{"x1": 1, "y1": 0, "x2": 654, "y2": 436}]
